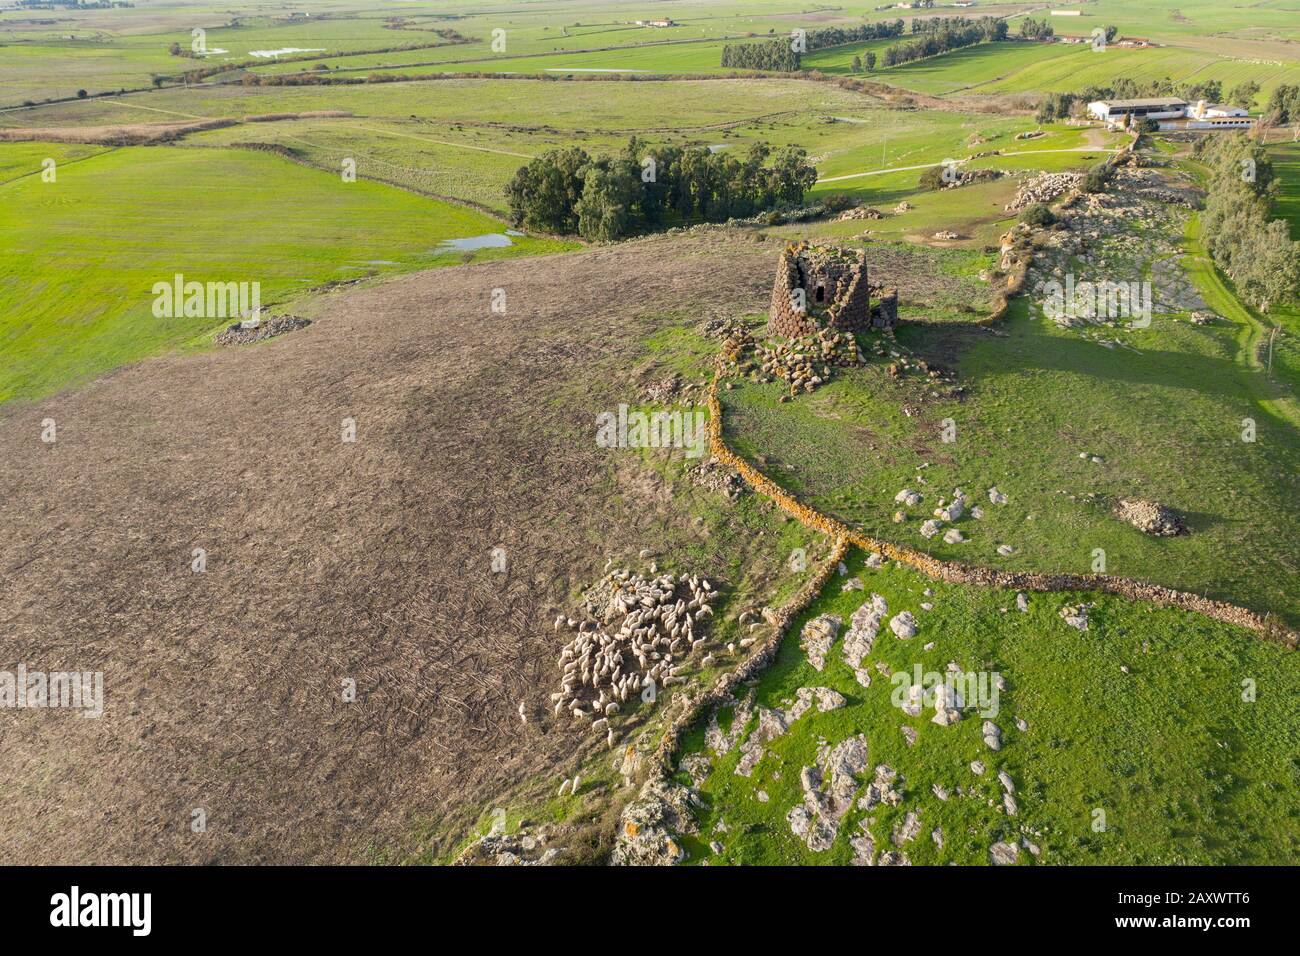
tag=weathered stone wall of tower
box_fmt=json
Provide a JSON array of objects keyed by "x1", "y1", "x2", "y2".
[
  {"x1": 769, "y1": 247, "x2": 816, "y2": 337},
  {"x1": 770, "y1": 244, "x2": 880, "y2": 337}
]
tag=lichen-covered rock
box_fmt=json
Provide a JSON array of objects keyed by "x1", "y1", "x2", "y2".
[
  {"x1": 894, "y1": 489, "x2": 923, "y2": 508},
  {"x1": 788, "y1": 735, "x2": 870, "y2": 851},
  {"x1": 611, "y1": 778, "x2": 698, "y2": 866},
  {"x1": 843, "y1": 594, "x2": 886, "y2": 668},
  {"x1": 989, "y1": 841, "x2": 1020, "y2": 866},
  {"x1": 1059, "y1": 604, "x2": 1090, "y2": 631},
  {"x1": 800, "y1": 614, "x2": 842, "y2": 671},
  {"x1": 890, "y1": 611, "x2": 917, "y2": 639},
  {"x1": 892, "y1": 809, "x2": 922, "y2": 847}
]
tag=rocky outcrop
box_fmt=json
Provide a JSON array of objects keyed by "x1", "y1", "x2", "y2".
[
  {"x1": 800, "y1": 614, "x2": 841, "y2": 671},
  {"x1": 611, "y1": 778, "x2": 699, "y2": 866},
  {"x1": 787, "y1": 735, "x2": 870, "y2": 851}
]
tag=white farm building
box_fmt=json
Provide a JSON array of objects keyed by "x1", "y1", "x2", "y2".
[
  {"x1": 1087, "y1": 97, "x2": 1189, "y2": 123},
  {"x1": 1086, "y1": 98, "x2": 1254, "y2": 131}
]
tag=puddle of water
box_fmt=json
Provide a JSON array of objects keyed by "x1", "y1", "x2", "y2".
[
  {"x1": 708, "y1": 144, "x2": 729, "y2": 153},
  {"x1": 434, "y1": 233, "x2": 516, "y2": 253},
  {"x1": 249, "y1": 48, "x2": 326, "y2": 57},
  {"x1": 544, "y1": 67, "x2": 651, "y2": 73}
]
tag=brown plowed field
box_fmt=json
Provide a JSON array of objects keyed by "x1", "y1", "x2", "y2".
[{"x1": 0, "y1": 234, "x2": 777, "y2": 863}]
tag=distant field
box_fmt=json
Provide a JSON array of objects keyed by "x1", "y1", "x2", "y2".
[
  {"x1": 0, "y1": 76, "x2": 1114, "y2": 219},
  {"x1": 9, "y1": 0, "x2": 1300, "y2": 107},
  {"x1": 1005, "y1": 0, "x2": 1300, "y2": 45},
  {"x1": 847, "y1": 40, "x2": 1300, "y2": 104},
  {"x1": 978, "y1": 44, "x2": 1300, "y2": 104},
  {"x1": 0, "y1": 144, "x2": 569, "y2": 403},
  {"x1": 0, "y1": 140, "x2": 107, "y2": 183}
]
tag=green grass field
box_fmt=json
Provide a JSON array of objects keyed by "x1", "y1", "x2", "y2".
[
  {"x1": 5, "y1": 79, "x2": 1101, "y2": 214},
  {"x1": 0, "y1": 143, "x2": 570, "y2": 403},
  {"x1": 1273, "y1": 141, "x2": 1300, "y2": 242},
  {"x1": 719, "y1": 285, "x2": 1300, "y2": 628},
  {"x1": 675, "y1": 545, "x2": 1299, "y2": 865},
  {"x1": 8, "y1": 0, "x2": 1300, "y2": 108}
]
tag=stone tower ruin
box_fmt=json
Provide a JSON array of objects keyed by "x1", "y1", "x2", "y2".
[{"x1": 769, "y1": 242, "x2": 898, "y2": 337}]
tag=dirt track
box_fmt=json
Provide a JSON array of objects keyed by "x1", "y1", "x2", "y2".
[{"x1": 0, "y1": 234, "x2": 776, "y2": 863}]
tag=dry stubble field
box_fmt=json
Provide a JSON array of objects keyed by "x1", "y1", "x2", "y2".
[{"x1": 0, "y1": 234, "x2": 784, "y2": 864}]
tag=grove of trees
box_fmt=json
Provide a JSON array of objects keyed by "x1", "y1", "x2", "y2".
[
  {"x1": 720, "y1": 37, "x2": 799, "y2": 71},
  {"x1": 1194, "y1": 134, "x2": 1300, "y2": 312},
  {"x1": 1266, "y1": 84, "x2": 1300, "y2": 124},
  {"x1": 1018, "y1": 17, "x2": 1055, "y2": 41},
  {"x1": 721, "y1": 19, "x2": 903, "y2": 71},
  {"x1": 880, "y1": 17, "x2": 1006, "y2": 68},
  {"x1": 505, "y1": 137, "x2": 819, "y2": 241}
]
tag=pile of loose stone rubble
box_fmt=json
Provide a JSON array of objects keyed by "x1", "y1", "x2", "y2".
[
  {"x1": 943, "y1": 167, "x2": 1004, "y2": 190},
  {"x1": 638, "y1": 374, "x2": 702, "y2": 404},
  {"x1": 686, "y1": 457, "x2": 746, "y2": 501},
  {"x1": 456, "y1": 827, "x2": 564, "y2": 866},
  {"x1": 720, "y1": 329, "x2": 863, "y2": 398},
  {"x1": 214, "y1": 315, "x2": 310, "y2": 346},
  {"x1": 1113, "y1": 497, "x2": 1187, "y2": 537},
  {"x1": 835, "y1": 206, "x2": 885, "y2": 221},
  {"x1": 551, "y1": 568, "x2": 718, "y2": 745}
]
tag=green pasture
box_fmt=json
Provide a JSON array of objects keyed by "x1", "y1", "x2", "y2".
[
  {"x1": 676, "y1": 545, "x2": 1299, "y2": 865},
  {"x1": 0, "y1": 143, "x2": 570, "y2": 404},
  {"x1": 1273, "y1": 140, "x2": 1300, "y2": 242},
  {"x1": 719, "y1": 282, "x2": 1300, "y2": 628}
]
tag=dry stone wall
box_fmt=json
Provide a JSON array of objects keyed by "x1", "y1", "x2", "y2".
[
  {"x1": 769, "y1": 243, "x2": 895, "y2": 337},
  {"x1": 702, "y1": 360, "x2": 1296, "y2": 648}
]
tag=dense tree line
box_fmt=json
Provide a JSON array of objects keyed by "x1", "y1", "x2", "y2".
[
  {"x1": 720, "y1": 38, "x2": 800, "y2": 71},
  {"x1": 805, "y1": 19, "x2": 904, "y2": 51},
  {"x1": 721, "y1": 20, "x2": 904, "y2": 71},
  {"x1": 1194, "y1": 135, "x2": 1300, "y2": 312},
  {"x1": 880, "y1": 17, "x2": 1005, "y2": 68},
  {"x1": 1266, "y1": 84, "x2": 1300, "y2": 124},
  {"x1": 505, "y1": 137, "x2": 818, "y2": 241}
]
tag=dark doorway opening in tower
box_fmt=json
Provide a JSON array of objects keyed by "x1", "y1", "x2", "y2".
[{"x1": 815, "y1": 285, "x2": 825, "y2": 303}]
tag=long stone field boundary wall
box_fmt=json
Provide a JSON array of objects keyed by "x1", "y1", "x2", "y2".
[
  {"x1": 652, "y1": 534, "x2": 849, "y2": 773},
  {"x1": 703, "y1": 362, "x2": 1298, "y2": 649}
]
